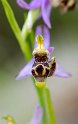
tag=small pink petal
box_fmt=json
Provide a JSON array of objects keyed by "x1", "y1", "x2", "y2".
[
  {"x1": 35, "y1": 25, "x2": 50, "y2": 49},
  {"x1": 41, "y1": 0, "x2": 51, "y2": 28},
  {"x1": 16, "y1": 58, "x2": 34, "y2": 80},
  {"x1": 48, "y1": 47, "x2": 54, "y2": 53},
  {"x1": 30, "y1": 106, "x2": 43, "y2": 124},
  {"x1": 54, "y1": 63, "x2": 72, "y2": 78},
  {"x1": 17, "y1": 0, "x2": 41, "y2": 10}
]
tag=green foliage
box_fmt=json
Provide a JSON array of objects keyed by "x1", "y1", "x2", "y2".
[
  {"x1": 1, "y1": 0, "x2": 21, "y2": 44},
  {"x1": 1, "y1": 0, "x2": 31, "y2": 60}
]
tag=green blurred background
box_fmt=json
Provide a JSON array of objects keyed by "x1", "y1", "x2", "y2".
[{"x1": 0, "y1": 0, "x2": 78, "y2": 124}]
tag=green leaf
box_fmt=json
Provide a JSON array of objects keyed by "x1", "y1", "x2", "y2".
[
  {"x1": 1, "y1": 0, "x2": 22, "y2": 44},
  {"x1": 1, "y1": 0, "x2": 32, "y2": 60}
]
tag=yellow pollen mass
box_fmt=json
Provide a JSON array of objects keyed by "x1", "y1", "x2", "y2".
[
  {"x1": 33, "y1": 35, "x2": 49, "y2": 55},
  {"x1": 36, "y1": 35, "x2": 44, "y2": 50},
  {"x1": 36, "y1": 82, "x2": 46, "y2": 88}
]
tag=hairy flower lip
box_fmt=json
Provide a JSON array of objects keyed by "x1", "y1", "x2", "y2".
[
  {"x1": 16, "y1": 0, "x2": 52, "y2": 28},
  {"x1": 16, "y1": 25, "x2": 71, "y2": 81}
]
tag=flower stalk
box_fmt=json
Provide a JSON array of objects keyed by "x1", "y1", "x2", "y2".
[
  {"x1": 34, "y1": 80, "x2": 56, "y2": 124},
  {"x1": 45, "y1": 86, "x2": 56, "y2": 124},
  {"x1": 22, "y1": 9, "x2": 40, "y2": 41},
  {"x1": 36, "y1": 88, "x2": 47, "y2": 124},
  {"x1": 1, "y1": 0, "x2": 31, "y2": 60},
  {"x1": 32, "y1": 78, "x2": 47, "y2": 124}
]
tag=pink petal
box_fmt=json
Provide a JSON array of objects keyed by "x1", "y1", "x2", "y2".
[
  {"x1": 17, "y1": 0, "x2": 41, "y2": 10},
  {"x1": 34, "y1": 26, "x2": 42, "y2": 48},
  {"x1": 48, "y1": 47, "x2": 54, "y2": 53},
  {"x1": 41, "y1": 0, "x2": 52, "y2": 28},
  {"x1": 54, "y1": 63, "x2": 72, "y2": 78},
  {"x1": 34, "y1": 25, "x2": 50, "y2": 49},
  {"x1": 43, "y1": 26, "x2": 50, "y2": 49},
  {"x1": 30, "y1": 106, "x2": 43, "y2": 124},
  {"x1": 16, "y1": 58, "x2": 34, "y2": 80}
]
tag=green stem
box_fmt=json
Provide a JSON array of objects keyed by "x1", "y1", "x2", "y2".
[
  {"x1": 22, "y1": 9, "x2": 40, "y2": 41},
  {"x1": 45, "y1": 86, "x2": 56, "y2": 124},
  {"x1": 1, "y1": 0, "x2": 31, "y2": 60},
  {"x1": 20, "y1": 41, "x2": 32, "y2": 60},
  {"x1": 37, "y1": 88, "x2": 47, "y2": 124},
  {"x1": 20, "y1": 9, "x2": 40, "y2": 59},
  {"x1": 32, "y1": 78, "x2": 47, "y2": 124}
]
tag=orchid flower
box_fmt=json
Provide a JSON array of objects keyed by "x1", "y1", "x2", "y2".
[
  {"x1": 16, "y1": 0, "x2": 52, "y2": 28},
  {"x1": 16, "y1": 25, "x2": 71, "y2": 88}
]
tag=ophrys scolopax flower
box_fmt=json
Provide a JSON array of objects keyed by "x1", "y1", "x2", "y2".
[{"x1": 16, "y1": 26, "x2": 71, "y2": 88}]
